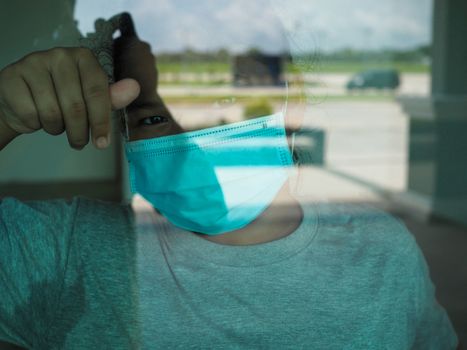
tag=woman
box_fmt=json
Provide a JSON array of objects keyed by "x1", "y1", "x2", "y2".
[{"x1": 0, "y1": 10, "x2": 459, "y2": 350}]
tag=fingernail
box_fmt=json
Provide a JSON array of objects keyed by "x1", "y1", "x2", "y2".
[{"x1": 96, "y1": 136, "x2": 108, "y2": 149}]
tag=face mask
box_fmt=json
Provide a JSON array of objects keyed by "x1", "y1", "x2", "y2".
[{"x1": 124, "y1": 112, "x2": 294, "y2": 235}]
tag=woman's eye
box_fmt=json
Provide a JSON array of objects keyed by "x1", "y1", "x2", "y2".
[{"x1": 139, "y1": 116, "x2": 168, "y2": 126}]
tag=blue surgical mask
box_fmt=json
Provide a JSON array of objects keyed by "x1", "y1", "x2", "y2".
[{"x1": 124, "y1": 112, "x2": 294, "y2": 235}]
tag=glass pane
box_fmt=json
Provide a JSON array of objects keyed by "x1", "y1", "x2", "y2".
[{"x1": 0, "y1": 0, "x2": 465, "y2": 348}]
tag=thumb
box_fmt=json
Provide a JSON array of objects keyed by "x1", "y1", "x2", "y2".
[{"x1": 110, "y1": 78, "x2": 140, "y2": 110}]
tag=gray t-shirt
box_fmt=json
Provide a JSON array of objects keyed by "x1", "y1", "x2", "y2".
[{"x1": 0, "y1": 196, "x2": 459, "y2": 349}]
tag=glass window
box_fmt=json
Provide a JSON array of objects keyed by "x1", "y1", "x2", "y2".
[{"x1": 0, "y1": 0, "x2": 464, "y2": 348}]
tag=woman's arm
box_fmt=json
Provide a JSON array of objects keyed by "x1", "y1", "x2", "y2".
[{"x1": 0, "y1": 113, "x2": 20, "y2": 151}]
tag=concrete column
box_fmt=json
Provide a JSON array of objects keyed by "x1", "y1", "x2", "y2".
[
  {"x1": 399, "y1": 0, "x2": 467, "y2": 226},
  {"x1": 431, "y1": 0, "x2": 467, "y2": 95}
]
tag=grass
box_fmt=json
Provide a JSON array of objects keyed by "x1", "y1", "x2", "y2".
[
  {"x1": 162, "y1": 94, "x2": 395, "y2": 104},
  {"x1": 308, "y1": 61, "x2": 430, "y2": 74},
  {"x1": 243, "y1": 99, "x2": 273, "y2": 119},
  {"x1": 163, "y1": 94, "x2": 292, "y2": 104},
  {"x1": 158, "y1": 62, "x2": 230, "y2": 74},
  {"x1": 159, "y1": 80, "x2": 229, "y2": 86},
  {"x1": 157, "y1": 61, "x2": 430, "y2": 75}
]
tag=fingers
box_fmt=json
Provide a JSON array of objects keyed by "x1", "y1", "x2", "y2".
[
  {"x1": 110, "y1": 78, "x2": 140, "y2": 110},
  {"x1": 49, "y1": 48, "x2": 91, "y2": 149},
  {"x1": 0, "y1": 47, "x2": 133, "y2": 150},
  {"x1": 76, "y1": 48, "x2": 112, "y2": 149},
  {"x1": 44, "y1": 48, "x2": 111, "y2": 149},
  {"x1": 0, "y1": 68, "x2": 40, "y2": 133},
  {"x1": 22, "y1": 68, "x2": 64, "y2": 135}
]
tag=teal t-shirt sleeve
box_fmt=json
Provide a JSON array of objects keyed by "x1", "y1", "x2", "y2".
[
  {"x1": 0, "y1": 197, "x2": 78, "y2": 349},
  {"x1": 408, "y1": 236, "x2": 459, "y2": 349}
]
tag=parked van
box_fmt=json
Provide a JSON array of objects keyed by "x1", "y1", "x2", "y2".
[{"x1": 346, "y1": 69, "x2": 400, "y2": 90}]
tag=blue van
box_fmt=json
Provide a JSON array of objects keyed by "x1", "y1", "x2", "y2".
[{"x1": 346, "y1": 69, "x2": 400, "y2": 90}]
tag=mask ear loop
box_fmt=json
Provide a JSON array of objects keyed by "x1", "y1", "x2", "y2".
[
  {"x1": 120, "y1": 108, "x2": 130, "y2": 142},
  {"x1": 291, "y1": 131, "x2": 297, "y2": 160},
  {"x1": 281, "y1": 80, "x2": 289, "y2": 116},
  {"x1": 290, "y1": 129, "x2": 302, "y2": 196},
  {"x1": 116, "y1": 12, "x2": 135, "y2": 144},
  {"x1": 283, "y1": 80, "x2": 303, "y2": 197}
]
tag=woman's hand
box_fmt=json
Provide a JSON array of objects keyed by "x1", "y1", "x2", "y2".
[
  {"x1": 112, "y1": 33, "x2": 183, "y2": 141},
  {"x1": 0, "y1": 47, "x2": 140, "y2": 149},
  {"x1": 113, "y1": 35, "x2": 159, "y2": 106}
]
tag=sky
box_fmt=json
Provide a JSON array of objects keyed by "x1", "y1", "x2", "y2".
[{"x1": 74, "y1": 0, "x2": 433, "y2": 54}]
